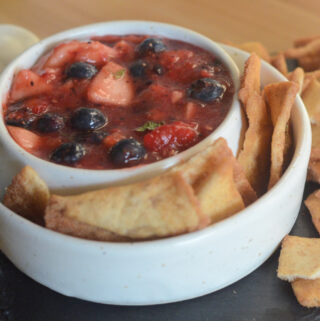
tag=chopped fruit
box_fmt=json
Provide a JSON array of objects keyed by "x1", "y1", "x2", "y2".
[
  {"x1": 7, "y1": 125, "x2": 43, "y2": 152},
  {"x1": 44, "y1": 40, "x2": 116, "y2": 68},
  {"x1": 23, "y1": 97, "x2": 49, "y2": 114},
  {"x1": 159, "y1": 50, "x2": 197, "y2": 82},
  {"x1": 171, "y1": 90, "x2": 184, "y2": 103},
  {"x1": 4, "y1": 35, "x2": 234, "y2": 169},
  {"x1": 87, "y1": 62, "x2": 134, "y2": 106},
  {"x1": 188, "y1": 78, "x2": 226, "y2": 102},
  {"x1": 114, "y1": 40, "x2": 135, "y2": 61},
  {"x1": 6, "y1": 108, "x2": 36, "y2": 128},
  {"x1": 50, "y1": 142, "x2": 86, "y2": 165},
  {"x1": 137, "y1": 38, "x2": 166, "y2": 56},
  {"x1": 143, "y1": 121, "x2": 199, "y2": 156},
  {"x1": 36, "y1": 113, "x2": 64, "y2": 133},
  {"x1": 130, "y1": 60, "x2": 148, "y2": 77},
  {"x1": 66, "y1": 62, "x2": 97, "y2": 79},
  {"x1": 10, "y1": 70, "x2": 52, "y2": 102},
  {"x1": 74, "y1": 41, "x2": 116, "y2": 66},
  {"x1": 102, "y1": 131, "x2": 126, "y2": 149},
  {"x1": 110, "y1": 138, "x2": 145, "y2": 167},
  {"x1": 70, "y1": 107, "x2": 107, "y2": 131},
  {"x1": 185, "y1": 102, "x2": 198, "y2": 121}
]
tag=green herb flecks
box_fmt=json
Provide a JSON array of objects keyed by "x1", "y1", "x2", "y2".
[
  {"x1": 135, "y1": 121, "x2": 164, "y2": 132},
  {"x1": 113, "y1": 69, "x2": 126, "y2": 79}
]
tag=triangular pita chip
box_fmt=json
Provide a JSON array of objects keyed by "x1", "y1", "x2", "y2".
[
  {"x1": 263, "y1": 81, "x2": 299, "y2": 189},
  {"x1": 292, "y1": 278, "x2": 320, "y2": 308},
  {"x1": 45, "y1": 171, "x2": 205, "y2": 240},
  {"x1": 278, "y1": 235, "x2": 320, "y2": 281}
]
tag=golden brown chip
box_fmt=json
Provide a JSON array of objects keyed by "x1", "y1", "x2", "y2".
[
  {"x1": 237, "y1": 91, "x2": 273, "y2": 195},
  {"x1": 292, "y1": 278, "x2": 320, "y2": 308},
  {"x1": 310, "y1": 124, "x2": 320, "y2": 161},
  {"x1": 45, "y1": 210, "x2": 130, "y2": 242},
  {"x1": 278, "y1": 235, "x2": 320, "y2": 281},
  {"x1": 288, "y1": 67, "x2": 304, "y2": 93},
  {"x1": 294, "y1": 35, "x2": 320, "y2": 48},
  {"x1": 308, "y1": 161, "x2": 320, "y2": 183},
  {"x1": 305, "y1": 189, "x2": 320, "y2": 234},
  {"x1": 284, "y1": 38, "x2": 320, "y2": 59},
  {"x1": 173, "y1": 138, "x2": 257, "y2": 206},
  {"x1": 228, "y1": 41, "x2": 270, "y2": 62},
  {"x1": 263, "y1": 81, "x2": 299, "y2": 189},
  {"x1": 298, "y1": 55, "x2": 320, "y2": 72},
  {"x1": 301, "y1": 78, "x2": 320, "y2": 124},
  {"x1": 3, "y1": 166, "x2": 50, "y2": 223},
  {"x1": 271, "y1": 53, "x2": 288, "y2": 76},
  {"x1": 45, "y1": 171, "x2": 206, "y2": 240},
  {"x1": 238, "y1": 53, "x2": 261, "y2": 107}
]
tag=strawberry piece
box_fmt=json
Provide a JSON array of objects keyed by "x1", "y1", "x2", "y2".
[
  {"x1": 143, "y1": 121, "x2": 198, "y2": 156},
  {"x1": 10, "y1": 70, "x2": 52, "y2": 103},
  {"x1": 87, "y1": 61, "x2": 134, "y2": 107},
  {"x1": 44, "y1": 40, "x2": 116, "y2": 69}
]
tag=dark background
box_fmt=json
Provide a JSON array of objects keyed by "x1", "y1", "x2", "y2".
[{"x1": 1, "y1": 183, "x2": 320, "y2": 321}]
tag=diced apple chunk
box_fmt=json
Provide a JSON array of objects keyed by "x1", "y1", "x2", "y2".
[
  {"x1": 87, "y1": 62, "x2": 134, "y2": 106},
  {"x1": 10, "y1": 70, "x2": 52, "y2": 102}
]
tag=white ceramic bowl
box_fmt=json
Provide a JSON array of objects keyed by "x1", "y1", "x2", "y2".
[
  {"x1": 0, "y1": 40, "x2": 311, "y2": 305},
  {"x1": 0, "y1": 21, "x2": 241, "y2": 193}
]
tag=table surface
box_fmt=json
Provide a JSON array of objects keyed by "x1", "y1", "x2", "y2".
[
  {"x1": 1, "y1": 0, "x2": 320, "y2": 52},
  {"x1": 1, "y1": 1, "x2": 320, "y2": 320}
]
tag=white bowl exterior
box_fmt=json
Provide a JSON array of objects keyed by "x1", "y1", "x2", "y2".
[
  {"x1": 0, "y1": 44, "x2": 311, "y2": 305},
  {"x1": 0, "y1": 21, "x2": 241, "y2": 193}
]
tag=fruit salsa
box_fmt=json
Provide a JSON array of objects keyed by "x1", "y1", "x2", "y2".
[{"x1": 3, "y1": 35, "x2": 234, "y2": 169}]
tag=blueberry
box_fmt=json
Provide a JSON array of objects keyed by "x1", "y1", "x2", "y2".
[
  {"x1": 130, "y1": 60, "x2": 148, "y2": 77},
  {"x1": 188, "y1": 78, "x2": 226, "y2": 102},
  {"x1": 110, "y1": 139, "x2": 145, "y2": 167},
  {"x1": 5, "y1": 108, "x2": 36, "y2": 128},
  {"x1": 66, "y1": 62, "x2": 97, "y2": 79},
  {"x1": 70, "y1": 107, "x2": 107, "y2": 131},
  {"x1": 75, "y1": 131, "x2": 108, "y2": 144},
  {"x1": 36, "y1": 113, "x2": 64, "y2": 133},
  {"x1": 50, "y1": 142, "x2": 86, "y2": 164},
  {"x1": 137, "y1": 38, "x2": 166, "y2": 56}
]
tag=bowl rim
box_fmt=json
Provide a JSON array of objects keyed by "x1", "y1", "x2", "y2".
[
  {"x1": 0, "y1": 20, "x2": 240, "y2": 175},
  {"x1": 0, "y1": 44, "x2": 312, "y2": 250}
]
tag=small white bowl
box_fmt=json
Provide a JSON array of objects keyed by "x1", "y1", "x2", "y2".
[
  {"x1": 0, "y1": 21, "x2": 241, "y2": 193},
  {"x1": 0, "y1": 42, "x2": 311, "y2": 305}
]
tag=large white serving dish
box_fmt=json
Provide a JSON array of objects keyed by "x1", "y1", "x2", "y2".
[{"x1": 0, "y1": 22, "x2": 311, "y2": 305}]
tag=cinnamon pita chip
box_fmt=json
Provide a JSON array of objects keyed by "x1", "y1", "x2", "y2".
[
  {"x1": 174, "y1": 138, "x2": 257, "y2": 207},
  {"x1": 271, "y1": 53, "x2": 288, "y2": 76},
  {"x1": 237, "y1": 91, "x2": 273, "y2": 195},
  {"x1": 278, "y1": 235, "x2": 320, "y2": 281},
  {"x1": 3, "y1": 166, "x2": 50, "y2": 223},
  {"x1": 298, "y1": 55, "x2": 320, "y2": 72},
  {"x1": 263, "y1": 81, "x2": 299, "y2": 189},
  {"x1": 310, "y1": 124, "x2": 320, "y2": 161},
  {"x1": 238, "y1": 53, "x2": 261, "y2": 107},
  {"x1": 45, "y1": 171, "x2": 205, "y2": 240},
  {"x1": 301, "y1": 78, "x2": 320, "y2": 124},
  {"x1": 288, "y1": 67, "x2": 304, "y2": 93},
  {"x1": 305, "y1": 189, "x2": 320, "y2": 234},
  {"x1": 308, "y1": 161, "x2": 320, "y2": 184},
  {"x1": 284, "y1": 38, "x2": 320, "y2": 59},
  {"x1": 294, "y1": 35, "x2": 320, "y2": 48},
  {"x1": 292, "y1": 278, "x2": 320, "y2": 308}
]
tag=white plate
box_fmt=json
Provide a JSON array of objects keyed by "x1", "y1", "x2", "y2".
[{"x1": 0, "y1": 43, "x2": 311, "y2": 305}]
